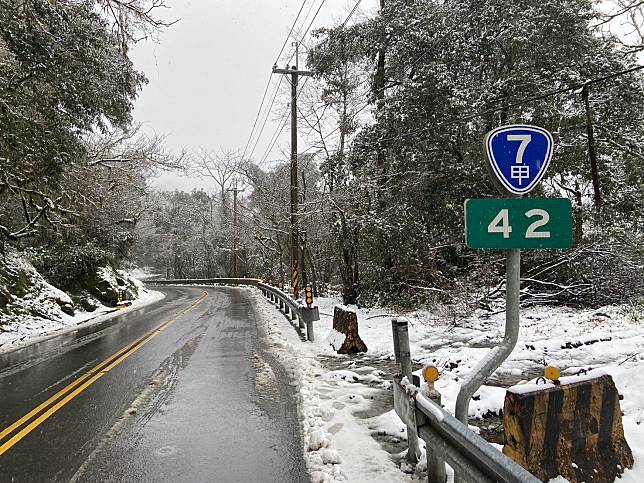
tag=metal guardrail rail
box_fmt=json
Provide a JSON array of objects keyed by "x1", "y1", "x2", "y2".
[
  {"x1": 256, "y1": 282, "x2": 319, "y2": 341},
  {"x1": 149, "y1": 277, "x2": 262, "y2": 287},
  {"x1": 394, "y1": 376, "x2": 541, "y2": 483},
  {"x1": 391, "y1": 319, "x2": 541, "y2": 483},
  {"x1": 147, "y1": 278, "x2": 319, "y2": 341}
]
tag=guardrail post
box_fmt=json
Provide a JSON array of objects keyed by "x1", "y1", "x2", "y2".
[
  {"x1": 300, "y1": 307, "x2": 318, "y2": 342},
  {"x1": 395, "y1": 319, "x2": 422, "y2": 464},
  {"x1": 423, "y1": 379, "x2": 447, "y2": 483},
  {"x1": 391, "y1": 318, "x2": 401, "y2": 363},
  {"x1": 306, "y1": 319, "x2": 314, "y2": 341},
  {"x1": 396, "y1": 319, "x2": 413, "y2": 382}
]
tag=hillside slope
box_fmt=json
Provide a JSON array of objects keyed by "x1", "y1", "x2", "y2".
[{"x1": 0, "y1": 248, "x2": 161, "y2": 352}]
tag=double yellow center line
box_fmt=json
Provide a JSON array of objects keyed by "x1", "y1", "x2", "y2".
[{"x1": 0, "y1": 290, "x2": 208, "y2": 456}]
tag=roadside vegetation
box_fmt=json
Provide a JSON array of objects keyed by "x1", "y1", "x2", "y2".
[
  {"x1": 0, "y1": 0, "x2": 179, "y2": 322},
  {"x1": 1, "y1": 0, "x2": 643, "y2": 327},
  {"x1": 137, "y1": 0, "x2": 644, "y2": 314}
]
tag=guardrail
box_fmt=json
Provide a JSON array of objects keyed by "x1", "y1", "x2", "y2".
[
  {"x1": 391, "y1": 319, "x2": 541, "y2": 483},
  {"x1": 149, "y1": 278, "x2": 262, "y2": 286},
  {"x1": 147, "y1": 278, "x2": 319, "y2": 341},
  {"x1": 256, "y1": 282, "x2": 319, "y2": 342}
]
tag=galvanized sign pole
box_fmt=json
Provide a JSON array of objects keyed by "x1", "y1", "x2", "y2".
[
  {"x1": 456, "y1": 125, "x2": 570, "y2": 437},
  {"x1": 455, "y1": 247, "x2": 520, "y2": 425}
]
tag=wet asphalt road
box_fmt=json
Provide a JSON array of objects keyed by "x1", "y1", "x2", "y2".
[{"x1": 0, "y1": 286, "x2": 309, "y2": 482}]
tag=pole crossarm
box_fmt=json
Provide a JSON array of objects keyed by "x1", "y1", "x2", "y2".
[{"x1": 272, "y1": 67, "x2": 315, "y2": 76}]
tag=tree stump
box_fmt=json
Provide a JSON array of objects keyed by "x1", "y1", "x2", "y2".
[
  {"x1": 328, "y1": 305, "x2": 367, "y2": 354},
  {"x1": 503, "y1": 372, "x2": 633, "y2": 483}
]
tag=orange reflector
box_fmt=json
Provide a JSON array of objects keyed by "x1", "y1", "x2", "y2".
[
  {"x1": 544, "y1": 366, "x2": 561, "y2": 382},
  {"x1": 423, "y1": 366, "x2": 440, "y2": 383}
]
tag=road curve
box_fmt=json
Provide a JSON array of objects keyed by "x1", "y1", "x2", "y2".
[{"x1": 0, "y1": 286, "x2": 309, "y2": 482}]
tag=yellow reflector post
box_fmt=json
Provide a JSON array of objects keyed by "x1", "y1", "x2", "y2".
[
  {"x1": 423, "y1": 366, "x2": 440, "y2": 383},
  {"x1": 544, "y1": 366, "x2": 561, "y2": 382}
]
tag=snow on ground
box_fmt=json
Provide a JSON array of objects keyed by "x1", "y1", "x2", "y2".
[
  {"x1": 251, "y1": 289, "x2": 644, "y2": 482},
  {"x1": 252, "y1": 290, "x2": 413, "y2": 482},
  {"x1": 128, "y1": 267, "x2": 162, "y2": 280},
  {"x1": 0, "y1": 251, "x2": 164, "y2": 354}
]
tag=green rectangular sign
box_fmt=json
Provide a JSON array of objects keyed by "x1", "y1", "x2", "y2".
[{"x1": 465, "y1": 198, "x2": 573, "y2": 249}]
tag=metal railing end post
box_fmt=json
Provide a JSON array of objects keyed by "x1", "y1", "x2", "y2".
[{"x1": 391, "y1": 317, "x2": 401, "y2": 364}]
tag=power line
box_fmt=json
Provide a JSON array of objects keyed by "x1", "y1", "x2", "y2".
[
  {"x1": 257, "y1": 0, "x2": 360, "y2": 165},
  {"x1": 340, "y1": 0, "x2": 362, "y2": 28},
  {"x1": 247, "y1": 76, "x2": 285, "y2": 161},
  {"x1": 241, "y1": 0, "x2": 309, "y2": 161},
  {"x1": 241, "y1": 77, "x2": 273, "y2": 160},
  {"x1": 261, "y1": 0, "x2": 477, "y2": 162},
  {"x1": 253, "y1": 67, "x2": 312, "y2": 166},
  {"x1": 274, "y1": 0, "x2": 309, "y2": 65},
  {"x1": 259, "y1": 112, "x2": 289, "y2": 165},
  {"x1": 300, "y1": 101, "x2": 369, "y2": 155},
  {"x1": 299, "y1": 0, "x2": 323, "y2": 40},
  {"x1": 276, "y1": 0, "x2": 363, "y2": 157},
  {"x1": 258, "y1": 72, "x2": 320, "y2": 164},
  {"x1": 301, "y1": 64, "x2": 644, "y2": 155},
  {"x1": 300, "y1": 0, "x2": 328, "y2": 43},
  {"x1": 246, "y1": 0, "x2": 329, "y2": 164}
]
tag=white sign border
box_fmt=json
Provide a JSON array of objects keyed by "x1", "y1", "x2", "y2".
[{"x1": 484, "y1": 124, "x2": 554, "y2": 195}]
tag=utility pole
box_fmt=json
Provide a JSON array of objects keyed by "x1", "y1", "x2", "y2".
[
  {"x1": 272, "y1": 42, "x2": 313, "y2": 298},
  {"x1": 581, "y1": 84, "x2": 602, "y2": 208},
  {"x1": 227, "y1": 183, "x2": 243, "y2": 277}
]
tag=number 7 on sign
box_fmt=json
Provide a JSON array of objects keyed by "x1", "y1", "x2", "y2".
[
  {"x1": 507, "y1": 134, "x2": 531, "y2": 186},
  {"x1": 507, "y1": 134, "x2": 531, "y2": 164}
]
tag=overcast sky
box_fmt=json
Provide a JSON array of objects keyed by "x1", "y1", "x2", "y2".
[
  {"x1": 131, "y1": 1, "x2": 640, "y2": 192},
  {"x1": 131, "y1": 0, "x2": 378, "y2": 191}
]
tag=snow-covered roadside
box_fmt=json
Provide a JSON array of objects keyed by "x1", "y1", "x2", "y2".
[
  {"x1": 0, "y1": 274, "x2": 164, "y2": 355},
  {"x1": 252, "y1": 289, "x2": 644, "y2": 482},
  {"x1": 251, "y1": 289, "x2": 412, "y2": 482}
]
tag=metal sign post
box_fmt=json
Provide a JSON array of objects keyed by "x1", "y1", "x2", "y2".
[{"x1": 456, "y1": 125, "x2": 569, "y2": 437}]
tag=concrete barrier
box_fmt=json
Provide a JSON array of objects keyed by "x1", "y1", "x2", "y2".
[{"x1": 503, "y1": 370, "x2": 633, "y2": 483}]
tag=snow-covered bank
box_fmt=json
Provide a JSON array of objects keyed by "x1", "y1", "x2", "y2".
[
  {"x1": 0, "y1": 249, "x2": 164, "y2": 354},
  {"x1": 252, "y1": 289, "x2": 644, "y2": 482},
  {"x1": 252, "y1": 289, "x2": 409, "y2": 482}
]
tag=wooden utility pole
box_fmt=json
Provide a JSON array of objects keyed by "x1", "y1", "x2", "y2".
[
  {"x1": 581, "y1": 84, "x2": 602, "y2": 208},
  {"x1": 272, "y1": 43, "x2": 313, "y2": 298},
  {"x1": 227, "y1": 183, "x2": 243, "y2": 277}
]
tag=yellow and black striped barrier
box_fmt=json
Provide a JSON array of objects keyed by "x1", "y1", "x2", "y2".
[{"x1": 503, "y1": 369, "x2": 633, "y2": 483}]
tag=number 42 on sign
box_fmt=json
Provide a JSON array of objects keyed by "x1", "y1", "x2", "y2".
[{"x1": 465, "y1": 198, "x2": 573, "y2": 250}]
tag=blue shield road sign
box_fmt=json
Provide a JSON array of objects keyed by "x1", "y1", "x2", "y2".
[{"x1": 484, "y1": 124, "x2": 554, "y2": 195}]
